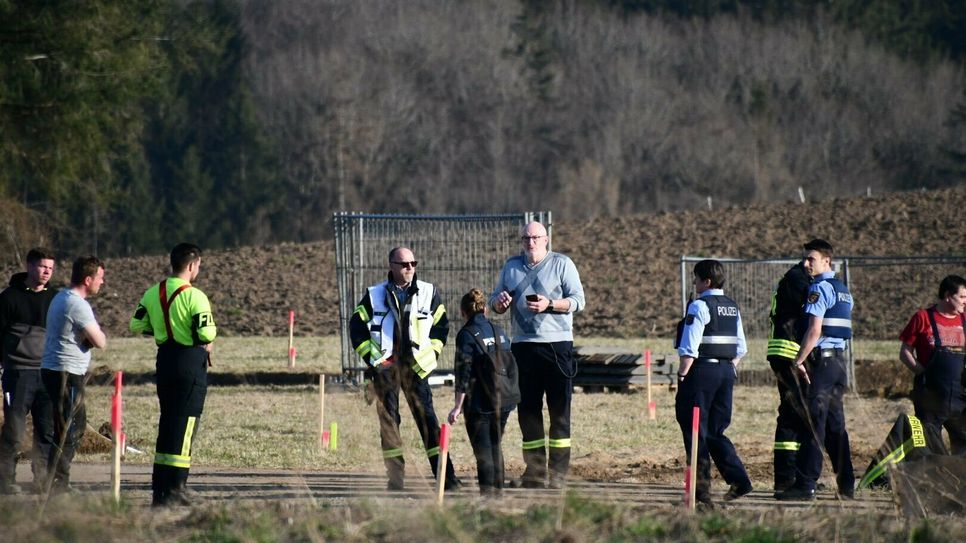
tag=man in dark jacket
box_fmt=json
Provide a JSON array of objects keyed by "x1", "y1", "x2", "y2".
[
  {"x1": 349, "y1": 247, "x2": 459, "y2": 491},
  {"x1": 766, "y1": 261, "x2": 811, "y2": 491},
  {"x1": 0, "y1": 248, "x2": 57, "y2": 494}
]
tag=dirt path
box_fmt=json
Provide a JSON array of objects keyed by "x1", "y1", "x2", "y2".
[{"x1": 13, "y1": 463, "x2": 894, "y2": 513}]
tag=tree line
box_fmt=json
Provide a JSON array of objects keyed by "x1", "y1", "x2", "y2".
[{"x1": 1, "y1": 0, "x2": 964, "y2": 263}]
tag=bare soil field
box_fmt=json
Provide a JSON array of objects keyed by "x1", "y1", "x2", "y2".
[{"x1": 3, "y1": 186, "x2": 962, "y2": 341}]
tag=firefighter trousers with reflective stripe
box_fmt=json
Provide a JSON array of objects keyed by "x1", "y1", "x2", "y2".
[
  {"x1": 153, "y1": 343, "x2": 208, "y2": 504},
  {"x1": 372, "y1": 361, "x2": 456, "y2": 488},
  {"x1": 513, "y1": 341, "x2": 574, "y2": 484},
  {"x1": 768, "y1": 357, "x2": 808, "y2": 489}
]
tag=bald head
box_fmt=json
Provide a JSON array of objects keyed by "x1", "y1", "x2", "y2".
[
  {"x1": 388, "y1": 247, "x2": 417, "y2": 287},
  {"x1": 521, "y1": 222, "x2": 549, "y2": 264}
]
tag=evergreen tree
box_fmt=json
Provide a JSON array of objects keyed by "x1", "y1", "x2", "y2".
[
  {"x1": 0, "y1": 0, "x2": 166, "y2": 254},
  {"x1": 145, "y1": 0, "x2": 281, "y2": 250}
]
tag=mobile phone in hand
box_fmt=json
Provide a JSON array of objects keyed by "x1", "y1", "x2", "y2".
[{"x1": 525, "y1": 294, "x2": 539, "y2": 302}]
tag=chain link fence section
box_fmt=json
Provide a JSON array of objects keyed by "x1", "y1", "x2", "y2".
[
  {"x1": 334, "y1": 212, "x2": 551, "y2": 380},
  {"x1": 680, "y1": 255, "x2": 966, "y2": 391}
]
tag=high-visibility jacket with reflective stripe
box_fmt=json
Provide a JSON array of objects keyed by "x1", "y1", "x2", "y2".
[
  {"x1": 697, "y1": 295, "x2": 739, "y2": 360},
  {"x1": 350, "y1": 278, "x2": 448, "y2": 379},
  {"x1": 129, "y1": 277, "x2": 216, "y2": 346},
  {"x1": 767, "y1": 263, "x2": 810, "y2": 360}
]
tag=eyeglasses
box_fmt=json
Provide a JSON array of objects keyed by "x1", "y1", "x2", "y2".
[
  {"x1": 521, "y1": 235, "x2": 546, "y2": 242},
  {"x1": 391, "y1": 261, "x2": 418, "y2": 269}
]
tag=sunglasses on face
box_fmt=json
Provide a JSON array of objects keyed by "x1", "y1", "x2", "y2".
[{"x1": 392, "y1": 261, "x2": 418, "y2": 269}]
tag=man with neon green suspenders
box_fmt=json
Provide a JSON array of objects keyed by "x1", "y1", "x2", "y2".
[{"x1": 130, "y1": 243, "x2": 216, "y2": 506}]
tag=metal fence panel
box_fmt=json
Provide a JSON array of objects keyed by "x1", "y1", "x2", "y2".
[
  {"x1": 334, "y1": 212, "x2": 551, "y2": 379},
  {"x1": 680, "y1": 257, "x2": 803, "y2": 338}
]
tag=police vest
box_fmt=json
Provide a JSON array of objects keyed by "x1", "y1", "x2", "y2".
[
  {"x1": 697, "y1": 295, "x2": 740, "y2": 359},
  {"x1": 767, "y1": 265, "x2": 809, "y2": 360},
  {"x1": 366, "y1": 280, "x2": 441, "y2": 379},
  {"x1": 808, "y1": 278, "x2": 853, "y2": 339}
]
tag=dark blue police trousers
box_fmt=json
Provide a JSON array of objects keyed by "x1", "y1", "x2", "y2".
[
  {"x1": 794, "y1": 352, "x2": 854, "y2": 492},
  {"x1": 675, "y1": 359, "x2": 751, "y2": 497}
]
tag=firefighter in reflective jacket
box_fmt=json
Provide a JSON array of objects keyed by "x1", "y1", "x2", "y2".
[
  {"x1": 129, "y1": 243, "x2": 216, "y2": 507},
  {"x1": 349, "y1": 247, "x2": 459, "y2": 491},
  {"x1": 766, "y1": 261, "x2": 811, "y2": 491}
]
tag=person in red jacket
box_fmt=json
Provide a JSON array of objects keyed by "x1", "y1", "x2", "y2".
[{"x1": 898, "y1": 275, "x2": 966, "y2": 453}]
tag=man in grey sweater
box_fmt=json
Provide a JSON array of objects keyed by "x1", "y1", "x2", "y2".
[{"x1": 490, "y1": 221, "x2": 585, "y2": 488}]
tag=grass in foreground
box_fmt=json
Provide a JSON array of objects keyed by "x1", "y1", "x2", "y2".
[{"x1": 1, "y1": 492, "x2": 961, "y2": 543}]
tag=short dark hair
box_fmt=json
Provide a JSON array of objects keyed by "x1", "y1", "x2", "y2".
[
  {"x1": 938, "y1": 275, "x2": 966, "y2": 300},
  {"x1": 803, "y1": 239, "x2": 834, "y2": 259},
  {"x1": 693, "y1": 259, "x2": 726, "y2": 289},
  {"x1": 71, "y1": 256, "x2": 104, "y2": 285},
  {"x1": 26, "y1": 247, "x2": 55, "y2": 264},
  {"x1": 171, "y1": 243, "x2": 202, "y2": 273}
]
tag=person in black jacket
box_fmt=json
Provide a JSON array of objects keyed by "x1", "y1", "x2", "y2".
[
  {"x1": 766, "y1": 261, "x2": 811, "y2": 491},
  {"x1": 348, "y1": 247, "x2": 459, "y2": 491},
  {"x1": 0, "y1": 248, "x2": 57, "y2": 494},
  {"x1": 448, "y1": 288, "x2": 520, "y2": 497}
]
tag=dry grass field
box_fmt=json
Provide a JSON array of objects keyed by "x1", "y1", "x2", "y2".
[
  {"x1": 71, "y1": 336, "x2": 913, "y2": 484},
  {"x1": 75, "y1": 379, "x2": 916, "y2": 488}
]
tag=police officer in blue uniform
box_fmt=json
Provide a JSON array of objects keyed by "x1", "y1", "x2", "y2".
[
  {"x1": 776, "y1": 239, "x2": 855, "y2": 501},
  {"x1": 675, "y1": 259, "x2": 753, "y2": 508}
]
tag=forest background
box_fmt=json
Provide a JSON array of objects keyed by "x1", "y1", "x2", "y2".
[{"x1": 2, "y1": 0, "x2": 965, "y2": 262}]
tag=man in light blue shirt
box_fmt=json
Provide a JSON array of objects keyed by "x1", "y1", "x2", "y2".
[
  {"x1": 41, "y1": 256, "x2": 106, "y2": 494},
  {"x1": 777, "y1": 239, "x2": 855, "y2": 501},
  {"x1": 491, "y1": 221, "x2": 584, "y2": 488},
  {"x1": 675, "y1": 259, "x2": 752, "y2": 508}
]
